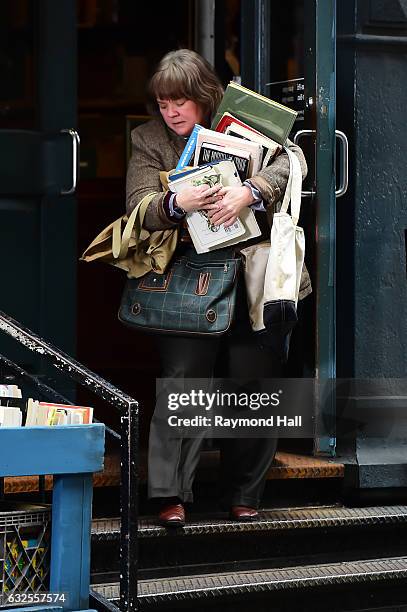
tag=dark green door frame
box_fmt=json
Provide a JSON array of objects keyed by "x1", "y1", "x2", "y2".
[{"x1": 304, "y1": 0, "x2": 337, "y2": 455}]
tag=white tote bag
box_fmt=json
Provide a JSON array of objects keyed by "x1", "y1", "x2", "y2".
[
  {"x1": 262, "y1": 148, "x2": 305, "y2": 333},
  {"x1": 240, "y1": 148, "x2": 305, "y2": 349}
]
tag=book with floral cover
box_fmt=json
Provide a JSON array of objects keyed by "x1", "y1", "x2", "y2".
[{"x1": 169, "y1": 160, "x2": 261, "y2": 254}]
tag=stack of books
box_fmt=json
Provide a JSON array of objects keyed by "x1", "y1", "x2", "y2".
[
  {"x1": 26, "y1": 400, "x2": 94, "y2": 426},
  {"x1": 171, "y1": 82, "x2": 297, "y2": 254},
  {"x1": 193, "y1": 127, "x2": 263, "y2": 181},
  {"x1": 215, "y1": 112, "x2": 282, "y2": 168},
  {"x1": 0, "y1": 384, "x2": 94, "y2": 427}
]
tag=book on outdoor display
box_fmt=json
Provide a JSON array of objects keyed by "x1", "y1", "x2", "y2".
[
  {"x1": 25, "y1": 399, "x2": 94, "y2": 426},
  {"x1": 0, "y1": 384, "x2": 22, "y2": 398},
  {"x1": 211, "y1": 82, "x2": 297, "y2": 145},
  {"x1": 168, "y1": 160, "x2": 261, "y2": 254},
  {"x1": 0, "y1": 405, "x2": 22, "y2": 427},
  {"x1": 0, "y1": 385, "x2": 24, "y2": 426}
]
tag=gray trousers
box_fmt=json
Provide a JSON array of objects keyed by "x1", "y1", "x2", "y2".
[{"x1": 148, "y1": 281, "x2": 282, "y2": 508}]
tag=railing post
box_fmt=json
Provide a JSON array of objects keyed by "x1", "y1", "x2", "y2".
[{"x1": 120, "y1": 400, "x2": 139, "y2": 612}]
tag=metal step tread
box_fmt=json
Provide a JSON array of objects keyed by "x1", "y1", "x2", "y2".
[
  {"x1": 92, "y1": 555, "x2": 407, "y2": 604},
  {"x1": 92, "y1": 504, "x2": 407, "y2": 539}
]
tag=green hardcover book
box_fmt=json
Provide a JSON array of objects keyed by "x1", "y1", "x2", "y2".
[{"x1": 211, "y1": 82, "x2": 297, "y2": 145}]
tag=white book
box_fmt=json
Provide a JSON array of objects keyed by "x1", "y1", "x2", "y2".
[
  {"x1": 0, "y1": 384, "x2": 22, "y2": 398},
  {"x1": 169, "y1": 160, "x2": 261, "y2": 253},
  {"x1": 194, "y1": 128, "x2": 263, "y2": 177},
  {"x1": 36, "y1": 404, "x2": 50, "y2": 426},
  {"x1": 0, "y1": 406, "x2": 22, "y2": 427},
  {"x1": 26, "y1": 398, "x2": 38, "y2": 426},
  {"x1": 26, "y1": 399, "x2": 57, "y2": 426},
  {"x1": 54, "y1": 410, "x2": 68, "y2": 426},
  {"x1": 170, "y1": 162, "x2": 245, "y2": 253},
  {"x1": 196, "y1": 142, "x2": 252, "y2": 181},
  {"x1": 225, "y1": 122, "x2": 282, "y2": 168},
  {"x1": 63, "y1": 406, "x2": 93, "y2": 425},
  {"x1": 68, "y1": 411, "x2": 84, "y2": 425},
  {"x1": 15, "y1": 408, "x2": 23, "y2": 427}
]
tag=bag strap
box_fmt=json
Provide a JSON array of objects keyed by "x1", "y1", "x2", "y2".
[
  {"x1": 280, "y1": 147, "x2": 302, "y2": 226},
  {"x1": 134, "y1": 192, "x2": 157, "y2": 239},
  {"x1": 116, "y1": 192, "x2": 157, "y2": 259},
  {"x1": 112, "y1": 217, "x2": 124, "y2": 258}
]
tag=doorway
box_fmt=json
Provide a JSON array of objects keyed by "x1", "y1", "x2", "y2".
[{"x1": 0, "y1": 0, "x2": 338, "y2": 461}]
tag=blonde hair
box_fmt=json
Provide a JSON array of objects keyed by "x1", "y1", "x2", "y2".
[{"x1": 148, "y1": 49, "x2": 224, "y2": 119}]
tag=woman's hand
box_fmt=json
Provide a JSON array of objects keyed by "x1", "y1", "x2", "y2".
[
  {"x1": 206, "y1": 185, "x2": 255, "y2": 227},
  {"x1": 175, "y1": 184, "x2": 223, "y2": 213}
]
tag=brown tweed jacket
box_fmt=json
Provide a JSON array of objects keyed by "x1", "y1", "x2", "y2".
[{"x1": 126, "y1": 117, "x2": 312, "y2": 299}]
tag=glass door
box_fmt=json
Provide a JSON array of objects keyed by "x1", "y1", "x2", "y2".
[
  {"x1": 0, "y1": 0, "x2": 78, "y2": 385},
  {"x1": 240, "y1": 0, "x2": 341, "y2": 456}
]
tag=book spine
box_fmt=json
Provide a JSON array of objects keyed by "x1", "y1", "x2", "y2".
[{"x1": 175, "y1": 124, "x2": 203, "y2": 172}]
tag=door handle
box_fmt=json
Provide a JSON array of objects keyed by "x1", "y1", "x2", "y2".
[
  {"x1": 335, "y1": 130, "x2": 348, "y2": 198},
  {"x1": 293, "y1": 129, "x2": 349, "y2": 198},
  {"x1": 293, "y1": 129, "x2": 315, "y2": 198},
  {"x1": 60, "y1": 128, "x2": 80, "y2": 195}
]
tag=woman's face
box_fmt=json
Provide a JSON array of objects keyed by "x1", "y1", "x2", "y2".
[{"x1": 157, "y1": 98, "x2": 206, "y2": 136}]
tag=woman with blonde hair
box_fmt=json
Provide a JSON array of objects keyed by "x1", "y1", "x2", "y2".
[{"x1": 126, "y1": 49, "x2": 309, "y2": 527}]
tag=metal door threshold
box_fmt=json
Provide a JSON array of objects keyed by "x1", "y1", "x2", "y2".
[
  {"x1": 92, "y1": 555, "x2": 407, "y2": 605},
  {"x1": 92, "y1": 504, "x2": 407, "y2": 540}
]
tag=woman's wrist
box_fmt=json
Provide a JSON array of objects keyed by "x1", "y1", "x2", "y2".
[
  {"x1": 174, "y1": 192, "x2": 188, "y2": 212},
  {"x1": 243, "y1": 180, "x2": 263, "y2": 206},
  {"x1": 163, "y1": 191, "x2": 186, "y2": 221},
  {"x1": 242, "y1": 184, "x2": 256, "y2": 205},
  {"x1": 173, "y1": 195, "x2": 187, "y2": 215}
]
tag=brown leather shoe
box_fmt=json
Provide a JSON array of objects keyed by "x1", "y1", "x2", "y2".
[
  {"x1": 230, "y1": 505, "x2": 259, "y2": 522},
  {"x1": 158, "y1": 503, "x2": 185, "y2": 527}
]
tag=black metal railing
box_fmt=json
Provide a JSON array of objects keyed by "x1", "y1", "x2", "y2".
[{"x1": 0, "y1": 311, "x2": 137, "y2": 612}]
